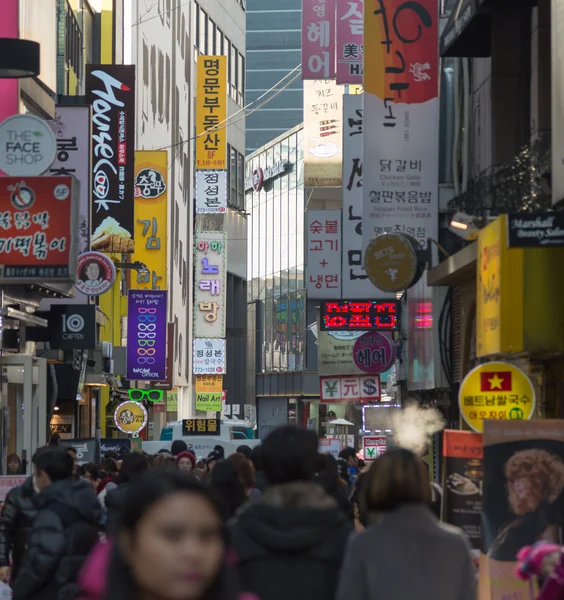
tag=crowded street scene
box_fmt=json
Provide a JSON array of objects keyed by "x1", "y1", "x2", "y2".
[{"x1": 0, "y1": 0, "x2": 563, "y2": 598}]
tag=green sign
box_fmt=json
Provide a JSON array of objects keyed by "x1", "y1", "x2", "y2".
[
  {"x1": 166, "y1": 392, "x2": 178, "y2": 412},
  {"x1": 195, "y1": 392, "x2": 222, "y2": 412},
  {"x1": 365, "y1": 447, "x2": 376, "y2": 459}
]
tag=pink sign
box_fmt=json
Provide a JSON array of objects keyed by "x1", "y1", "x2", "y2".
[
  {"x1": 353, "y1": 332, "x2": 395, "y2": 374},
  {"x1": 302, "y1": 0, "x2": 336, "y2": 79},
  {"x1": 0, "y1": 0, "x2": 19, "y2": 126},
  {"x1": 336, "y1": 0, "x2": 364, "y2": 84},
  {"x1": 0, "y1": 476, "x2": 26, "y2": 502}
]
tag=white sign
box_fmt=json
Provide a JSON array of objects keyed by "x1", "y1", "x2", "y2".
[
  {"x1": 320, "y1": 375, "x2": 381, "y2": 402},
  {"x1": 307, "y1": 210, "x2": 342, "y2": 298},
  {"x1": 192, "y1": 338, "x2": 226, "y2": 375},
  {"x1": 75, "y1": 251, "x2": 116, "y2": 296},
  {"x1": 196, "y1": 171, "x2": 227, "y2": 214},
  {"x1": 0, "y1": 114, "x2": 57, "y2": 176},
  {"x1": 342, "y1": 96, "x2": 374, "y2": 297},
  {"x1": 319, "y1": 438, "x2": 342, "y2": 458},
  {"x1": 245, "y1": 160, "x2": 289, "y2": 191},
  {"x1": 363, "y1": 435, "x2": 387, "y2": 461},
  {"x1": 232, "y1": 404, "x2": 240, "y2": 416}
]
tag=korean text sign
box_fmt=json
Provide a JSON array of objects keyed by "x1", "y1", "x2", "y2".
[
  {"x1": 302, "y1": 0, "x2": 336, "y2": 79},
  {"x1": 320, "y1": 375, "x2": 381, "y2": 402},
  {"x1": 127, "y1": 290, "x2": 167, "y2": 381},
  {"x1": 342, "y1": 95, "x2": 374, "y2": 297},
  {"x1": 86, "y1": 65, "x2": 136, "y2": 243},
  {"x1": 307, "y1": 210, "x2": 342, "y2": 298},
  {"x1": 337, "y1": 0, "x2": 364, "y2": 83},
  {"x1": 48, "y1": 106, "x2": 91, "y2": 255},
  {"x1": 196, "y1": 56, "x2": 227, "y2": 170},
  {"x1": 182, "y1": 418, "x2": 220, "y2": 436},
  {"x1": 195, "y1": 170, "x2": 227, "y2": 213},
  {"x1": 131, "y1": 151, "x2": 168, "y2": 290},
  {"x1": 193, "y1": 338, "x2": 226, "y2": 375},
  {"x1": 321, "y1": 300, "x2": 399, "y2": 330},
  {"x1": 304, "y1": 80, "x2": 344, "y2": 187},
  {"x1": 194, "y1": 231, "x2": 227, "y2": 338},
  {"x1": 0, "y1": 176, "x2": 77, "y2": 282},
  {"x1": 362, "y1": 0, "x2": 439, "y2": 255}
]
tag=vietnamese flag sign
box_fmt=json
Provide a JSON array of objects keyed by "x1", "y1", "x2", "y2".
[{"x1": 480, "y1": 372, "x2": 512, "y2": 392}]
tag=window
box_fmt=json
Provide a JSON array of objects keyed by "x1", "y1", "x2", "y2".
[
  {"x1": 207, "y1": 17, "x2": 214, "y2": 55},
  {"x1": 199, "y1": 10, "x2": 207, "y2": 54},
  {"x1": 227, "y1": 144, "x2": 246, "y2": 211}
]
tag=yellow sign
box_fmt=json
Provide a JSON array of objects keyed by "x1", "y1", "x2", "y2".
[
  {"x1": 476, "y1": 216, "x2": 524, "y2": 357},
  {"x1": 195, "y1": 375, "x2": 223, "y2": 393},
  {"x1": 459, "y1": 362, "x2": 535, "y2": 433},
  {"x1": 114, "y1": 401, "x2": 148, "y2": 434},
  {"x1": 196, "y1": 56, "x2": 227, "y2": 170},
  {"x1": 131, "y1": 151, "x2": 168, "y2": 290},
  {"x1": 195, "y1": 392, "x2": 222, "y2": 412}
]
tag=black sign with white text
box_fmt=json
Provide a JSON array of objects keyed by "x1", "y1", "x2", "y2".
[
  {"x1": 86, "y1": 65, "x2": 136, "y2": 245},
  {"x1": 320, "y1": 300, "x2": 400, "y2": 331},
  {"x1": 507, "y1": 212, "x2": 564, "y2": 248},
  {"x1": 47, "y1": 305, "x2": 96, "y2": 349}
]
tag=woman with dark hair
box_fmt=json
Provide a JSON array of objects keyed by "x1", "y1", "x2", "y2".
[
  {"x1": 336, "y1": 448, "x2": 475, "y2": 600},
  {"x1": 314, "y1": 454, "x2": 354, "y2": 521},
  {"x1": 79, "y1": 471, "x2": 256, "y2": 600},
  {"x1": 105, "y1": 452, "x2": 149, "y2": 533},
  {"x1": 6, "y1": 453, "x2": 22, "y2": 475},
  {"x1": 209, "y1": 460, "x2": 248, "y2": 521}
]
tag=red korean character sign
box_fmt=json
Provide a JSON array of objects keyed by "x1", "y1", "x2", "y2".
[
  {"x1": 0, "y1": 176, "x2": 78, "y2": 283},
  {"x1": 307, "y1": 210, "x2": 342, "y2": 299},
  {"x1": 302, "y1": 0, "x2": 337, "y2": 79},
  {"x1": 336, "y1": 0, "x2": 364, "y2": 84}
]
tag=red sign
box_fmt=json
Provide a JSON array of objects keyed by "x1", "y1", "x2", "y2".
[
  {"x1": 363, "y1": 435, "x2": 387, "y2": 461},
  {"x1": 480, "y1": 372, "x2": 512, "y2": 392},
  {"x1": 321, "y1": 300, "x2": 400, "y2": 330},
  {"x1": 0, "y1": 177, "x2": 76, "y2": 282},
  {"x1": 353, "y1": 332, "x2": 396, "y2": 374}
]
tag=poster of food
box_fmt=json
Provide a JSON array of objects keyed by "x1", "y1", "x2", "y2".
[
  {"x1": 480, "y1": 420, "x2": 564, "y2": 600},
  {"x1": 442, "y1": 430, "x2": 483, "y2": 552}
]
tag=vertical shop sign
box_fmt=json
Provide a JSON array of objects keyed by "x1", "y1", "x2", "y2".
[
  {"x1": 131, "y1": 151, "x2": 168, "y2": 290},
  {"x1": 196, "y1": 56, "x2": 227, "y2": 170},
  {"x1": 307, "y1": 210, "x2": 342, "y2": 298},
  {"x1": 336, "y1": 0, "x2": 364, "y2": 84},
  {"x1": 86, "y1": 65, "x2": 136, "y2": 249},
  {"x1": 342, "y1": 95, "x2": 373, "y2": 296},
  {"x1": 49, "y1": 106, "x2": 92, "y2": 255},
  {"x1": 442, "y1": 430, "x2": 483, "y2": 551},
  {"x1": 362, "y1": 0, "x2": 439, "y2": 254},
  {"x1": 195, "y1": 170, "x2": 227, "y2": 213},
  {"x1": 0, "y1": 0, "x2": 18, "y2": 138},
  {"x1": 192, "y1": 338, "x2": 226, "y2": 375},
  {"x1": 126, "y1": 290, "x2": 167, "y2": 381},
  {"x1": 304, "y1": 80, "x2": 344, "y2": 186},
  {"x1": 193, "y1": 231, "x2": 227, "y2": 338},
  {"x1": 302, "y1": 0, "x2": 336, "y2": 79}
]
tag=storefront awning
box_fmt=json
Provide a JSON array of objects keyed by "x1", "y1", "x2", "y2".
[{"x1": 440, "y1": 0, "x2": 491, "y2": 57}]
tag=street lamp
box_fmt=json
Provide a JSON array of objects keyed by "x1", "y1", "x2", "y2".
[{"x1": 0, "y1": 38, "x2": 40, "y2": 78}]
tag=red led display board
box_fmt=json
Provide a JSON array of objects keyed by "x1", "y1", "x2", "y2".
[{"x1": 320, "y1": 300, "x2": 400, "y2": 331}]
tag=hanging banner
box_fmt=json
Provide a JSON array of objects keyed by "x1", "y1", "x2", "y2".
[
  {"x1": 193, "y1": 231, "x2": 227, "y2": 338},
  {"x1": 49, "y1": 106, "x2": 92, "y2": 255},
  {"x1": 304, "y1": 80, "x2": 344, "y2": 186},
  {"x1": 442, "y1": 430, "x2": 483, "y2": 552},
  {"x1": 480, "y1": 420, "x2": 564, "y2": 600},
  {"x1": 196, "y1": 56, "x2": 227, "y2": 170},
  {"x1": 126, "y1": 290, "x2": 168, "y2": 381},
  {"x1": 307, "y1": 210, "x2": 342, "y2": 298},
  {"x1": 195, "y1": 170, "x2": 227, "y2": 214},
  {"x1": 336, "y1": 0, "x2": 364, "y2": 84},
  {"x1": 131, "y1": 151, "x2": 168, "y2": 290},
  {"x1": 342, "y1": 94, "x2": 373, "y2": 296},
  {"x1": 192, "y1": 338, "x2": 226, "y2": 375},
  {"x1": 86, "y1": 65, "x2": 136, "y2": 251},
  {"x1": 302, "y1": 0, "x2": 336, "y2": 79},
  {"x1": 362, "y1": 0, "x2": 439, "y2": 257}
]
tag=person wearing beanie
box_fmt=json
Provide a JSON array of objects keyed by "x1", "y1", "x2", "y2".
[
  {"x1": 176, "y1": 451, "x2": 196, "y2": 474},
  {"x1": 214, "y1": 445, "x2": 225, "y2": 460},
  {"x1": 170, "y1": 440, "x2": 188, "y2": 457}
]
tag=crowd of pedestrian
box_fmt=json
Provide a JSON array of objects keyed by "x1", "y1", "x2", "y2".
[{"x1": 0, "y1": 428, "x2": 476, "y2": 600}]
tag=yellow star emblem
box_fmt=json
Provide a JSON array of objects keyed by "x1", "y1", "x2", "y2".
[{"x1": 488, "y1": 374, "x2": 504, "y2": 390}]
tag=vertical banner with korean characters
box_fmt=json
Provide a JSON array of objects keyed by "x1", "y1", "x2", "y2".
[
  {"x1": 302, "y1": 0, "x2": 337, "y2": 79},
  {"x1": 336, "y1": 0, "x2": 364, "y2": 84},
  {"x1": 362, "y1": 0, "x2": 439, "y2": 254},
  {"x1": 86, "y1": 65, "x2": 136, "y2": 253},
  {"x1": 342, "y1": 94, "x2": 374, "y2": 297},
  {"x1": 194, "y1": 232, "x2": 227, "y2": 338},
  {"x1": 304, "y1": 80, "x2": 344, "y2": 186},
  {"x1": 126, "y1": 290, "x2": 168, "y2": 381},
  {"x1": 195, "y1": 171, "x2": 227, "y2": 213},
  {"x1": 307, "y1": 210, "x2": 342, "y2": 298},
  {"x1": 48, "y1": 106, "x2": 92, "y2": 255},
  {"x1": 196, "y1": 56, "x2": 227, "y2": 170},
  {"x1": 131, "y1": 151, "x2": 168, "y2": 290}
]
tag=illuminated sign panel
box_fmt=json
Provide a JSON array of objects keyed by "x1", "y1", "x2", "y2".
[{"x1": 320, "y1": 300, "x2": 400, "y2": 331}]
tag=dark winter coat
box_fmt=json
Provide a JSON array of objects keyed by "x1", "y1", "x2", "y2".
[
  {"x1": 12, "y1": 478, "x2": 102, "y2": 600},
  {"x1": 0, "y1": 477, "x2": 39, "y2": 581},
  {"x1": 104, "y1": 483, "x2": 130, "y2": 534},
  {"x1": 230, "y1": 481, "x2": 353, "y2": 600}
]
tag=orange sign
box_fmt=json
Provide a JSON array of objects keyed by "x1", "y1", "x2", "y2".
[{"x1": 0, "y1": 176, "x2": 77, "y2": 282}]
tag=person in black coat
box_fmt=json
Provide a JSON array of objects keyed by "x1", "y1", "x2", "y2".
[
  {"x1": 230, "y1": 426, "x2": 353, "y2": 600},
  {"x1": 0, "y1": 474, "x2": 39, "y2": 584},
  {"x1": 12, "y1": 447, "x2": 101, "y2": 600}
]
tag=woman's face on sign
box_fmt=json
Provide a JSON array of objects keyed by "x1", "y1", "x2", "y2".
[{"x1": 86, "y1": 262, "x2": 100, "y2": 281}]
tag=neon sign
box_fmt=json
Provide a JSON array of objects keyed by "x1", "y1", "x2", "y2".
[{"x1": 320, "y1": 300, "x2": 400, "y2": 331}]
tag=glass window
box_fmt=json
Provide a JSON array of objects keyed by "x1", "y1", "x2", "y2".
[
  {"x1": 194, "y1": 4, "x2": 199, "y2": 48},
  {"x1": 231, "y1": 44, "x2": 237, "y2": 85},
  {"x1": 207, "y1": 17, "x2": 215, "y2": 55},
  {"x1": 219, "y1": 31, "x2": 224, "y2": 56},
  {"x1": 199, "y1": 10, "x2": 207, "y2": 53},
  {"x1": 237, "y1": 152, "x2": 244, "y2": 209},
  {"x1": 238, "y1": 53, "x2": 245, "y2": 95},
  {"x1": 226, "y1": 40, "x2": 232, "y2": 82}
]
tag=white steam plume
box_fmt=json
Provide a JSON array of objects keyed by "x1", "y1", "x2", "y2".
[{"x1": 390, "y1": 402, "x2": 446, "y2": 455}]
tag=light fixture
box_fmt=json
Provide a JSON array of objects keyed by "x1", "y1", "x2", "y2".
[
  {"x1": 53, "y1": 406, "x2": 60, "y2": 411},
  {"x1": 0, "y1": 39, "x2": 40, "y2": 79},
  {"x1": 449, "y1": 211, "x2": 481, "y2": 241}
]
